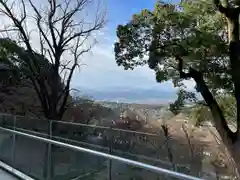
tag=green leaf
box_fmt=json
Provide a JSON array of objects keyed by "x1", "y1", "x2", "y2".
[{"x1": 114, "y1": 0, "x2": 230, "y2": 93}]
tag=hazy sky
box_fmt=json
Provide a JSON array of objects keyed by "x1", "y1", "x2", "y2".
[{"x1": 70, "y1": 0, "x2": 196, "y2": 92}]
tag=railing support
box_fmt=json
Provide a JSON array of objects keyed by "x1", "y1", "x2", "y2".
[
  {"x1": 11, "y1": 116, "x2": 16, "y2": 165},
  {"x1": 47, "y1": 120, "x2": 52, "y2": 180},
  {"x1": 108, "y1": 127, "x2": 112, "y2": 180}
]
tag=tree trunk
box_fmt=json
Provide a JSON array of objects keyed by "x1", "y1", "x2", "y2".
[
  {"x1": 182, "y1": 8, "x2": 240, "y2": 177},
  {"x1": 177, "y1": 3, "x2": 240, "y2": 177},
  {"x1": 177, "y1": 62, "x2": 240, "y2": 177},
  {"x1": 224, "y1": 10, "x2": 240, "y2": 177}
]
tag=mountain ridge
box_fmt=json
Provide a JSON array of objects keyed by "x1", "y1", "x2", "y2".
[{"x1": 74, "y1": 86, "x2": 177, "y2": 104}]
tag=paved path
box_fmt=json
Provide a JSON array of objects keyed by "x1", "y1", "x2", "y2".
[{"x1": 0, "y1": 169, "x2": 18, "y2": 180}]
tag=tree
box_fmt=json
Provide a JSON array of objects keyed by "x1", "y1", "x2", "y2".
[
  {"x1": 0, "y1": 0, "x2": 105, "y2": 120},
  {"x1": 114, "y1": 0, "x2": 240, "y2": 175},
  {"x1": 69, "y1": 96, "x2": 114, "y2": 124},
  {"x1": 169, "y1": 89, "x2": 197, "y2": 115},
  {"x1": 0, "y1": 38, "x2": 68, "y2": 117}
]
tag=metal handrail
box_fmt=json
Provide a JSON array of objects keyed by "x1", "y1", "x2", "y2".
[
  {"x1": 6, "y1": 125, "x2": 183, "y2": 168},
  {"x1": 0, "y1": 112, "x2": 160, "y2": 136},
  {"x1": 51, "y1": 120, "x2": 159, "y2": 137},
  {"x1": 0, "y1": 126, "x2": 203, "y2": 180}
]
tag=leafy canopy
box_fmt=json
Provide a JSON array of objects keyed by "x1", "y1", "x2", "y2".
[{"x1": 115, "y1": 0, "x2": 231, "y2": 94}]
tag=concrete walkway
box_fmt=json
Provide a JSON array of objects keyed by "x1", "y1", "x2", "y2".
[{"x1": 0, "y1": 169, "x2": 19, "y2": 180}]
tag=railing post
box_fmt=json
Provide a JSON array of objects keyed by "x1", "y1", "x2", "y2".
[
  {"x1": 108, "y1": 127, "x2": 112, "y2": 180},
  {"x1": 11, "y1": 115, "x2": 16, "y2": 165},
  {"x1": 46, "y1": 120, "x2": 52, "y2": 180}
]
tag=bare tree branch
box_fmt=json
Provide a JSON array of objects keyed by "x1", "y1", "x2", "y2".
[
  {"x1": 57, "y1": 35, "x2": 91, "y2": 118},
  {"x1": 0, "y1": 0, "x2": 105, "y2": 121},
  {"x1": 182, "y1": 124, "x2": 194, "y2": 163},
  {"x1": 28, "y1": 0, "x2": 56, "y2": 56},
  {"x1": 19, "y1": 0, "x2": 27, "y2": 24},
  {"x1": 47, "y1": 0, "x2": 58, "y2": 51}
]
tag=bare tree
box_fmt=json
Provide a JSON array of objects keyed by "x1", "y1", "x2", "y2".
[{"x1": 0, "y1": 0, "x2": 105, "y2": 120}]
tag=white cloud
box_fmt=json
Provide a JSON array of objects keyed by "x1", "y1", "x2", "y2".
[
  {"x1": 71, "y1": 38, "x2": 176, "y2": 92},
  {"x1": 0, "y1": 0, "x2": 106, "y2": 81},
  {"x1": 0, "y1": 0, "x2": 193, "y2": 95},
  {"x1": 71, "y1": 31, "x2": 197, "y2": 94}
]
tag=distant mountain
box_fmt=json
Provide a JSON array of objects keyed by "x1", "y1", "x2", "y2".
[{"x1": 74, "y1": 86, "x2": 177, "y2": 104}]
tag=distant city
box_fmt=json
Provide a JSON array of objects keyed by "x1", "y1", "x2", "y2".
[{"x1": 74, "y1": 86, "x2": 177, "y2": 104}]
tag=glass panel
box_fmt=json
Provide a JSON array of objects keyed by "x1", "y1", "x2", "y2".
[
  {"x1": 110, "y1": 158, "x2": 181, "y2": 180},
  {"x1": 0, "y1": 129, "x2": 14, "y2": 165},
  {"x1": 0, "y1": 114, "x2": 15, "y2": 128},
  {"x1": 109, "y1": 129, "x2": 162, "y2": 156},
  {"x1": 51, "y1": 143, "x2": 108, "y2": 180},
  {"x1": 15, "y1": 116, "x2": 49, "y2": 134},
  {"x1": 13, "y1": 133, "x2": 47, "y2": 180},
  {"x1": 52, "y1": 122, "x2": 110, "y2": 153}
]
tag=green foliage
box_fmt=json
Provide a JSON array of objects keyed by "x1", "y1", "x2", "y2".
[
  {"x1": 114, "y1": 0, "x2": 240, "y2": 130},
  {"x1": 0, "y1": 38, "x2": 56, "y2": 82},
  {"x1": 217, "y1": 94, "x2": 236, "y2": 124},
  {"x1": 189, "y1": 94, "x2": 236, "y2": 126},
  {"x1": 0, "y1": 38, "x2": 65, "y2": 117},
  {"x1": 190, "y1": 105, "x2": 212, "y2": 126},
  {"x1": 169, "y1": 89, "x2": 197, "y2": 115},
  {"x1": 115, "y1": 0, "x2": 231, "y2": 93}
]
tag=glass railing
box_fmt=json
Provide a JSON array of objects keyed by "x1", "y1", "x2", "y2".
[
  {"x1": 0, "y1": 115, "x2": 197, "y2": 174},
  {"x1": 0, "y1": 126, "x2": 202, "y2": 180}
]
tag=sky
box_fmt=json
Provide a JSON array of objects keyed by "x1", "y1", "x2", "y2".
[
  {"x1": 70, "y1": 0, "x2": 195, "y2": 92},
  {"x1": 0, "y1": 0, "x2": 194, "y2": 96}
]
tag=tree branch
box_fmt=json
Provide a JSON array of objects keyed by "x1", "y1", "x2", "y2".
[
  {"x1": 62, "y1": 23, "x2": 103, "y2": 47},
  {"x1": 176, "y1": 56, "x2": 238, "y2": 143},
  {"x1": 57, "y1": 35, "x2": 91, "y2": 118},
  {"x1": 213, "y1": 0, "x2": 229, "y2": 14},
  {"x1": 28, "y1": 0, "x2": 55, "y2": 57},
  {"x1": 176, "y1": 55, "x2": 192, "y2": 79},
  {"x1": 0, "y1": 0, "x2": 105, "y2": 121},
  {"x1": 47, "y1": 0, "x2": 58, "y2": 51}
]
